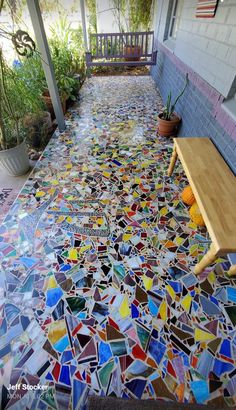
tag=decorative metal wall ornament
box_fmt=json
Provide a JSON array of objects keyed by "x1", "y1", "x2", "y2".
[
  {"x1": 196, "y1": 0, "x2": 219, "y2": 18},
  {"x1": 11, "y1": 30, "x2": 36, "y2": 57}
]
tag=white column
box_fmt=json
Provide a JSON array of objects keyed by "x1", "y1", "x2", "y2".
[
  {"x1": 80, "y1": 0, "x2": 89, "y2": 51},
  {"x1": 26, "y1": 0, "x2": 66, "y2": 132}
]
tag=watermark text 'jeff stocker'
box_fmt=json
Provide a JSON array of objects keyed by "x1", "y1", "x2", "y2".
[{"x1": 7, "y1": 384, "x2": 48, "y2": 391}]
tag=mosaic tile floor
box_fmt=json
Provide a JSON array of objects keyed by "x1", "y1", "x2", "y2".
[{"x1": 1, "y1": 76, "x2": 236, "y2": 410}]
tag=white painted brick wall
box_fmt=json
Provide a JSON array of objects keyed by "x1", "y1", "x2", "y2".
[{"x1": 155, "y1": 0, "x2": 236, "y2": 98}]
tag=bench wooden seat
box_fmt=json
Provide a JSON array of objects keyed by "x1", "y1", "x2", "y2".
[
  {"x1": 168, "y1": 137, "x2": 236, "y2": 276},
  {"x1": 86, "y1": 31, "x2": 157, "y2": 69}
]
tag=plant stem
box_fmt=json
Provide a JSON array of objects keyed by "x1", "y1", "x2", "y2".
[
  {"x1": 170, "y1": 73, "x2": 189, "y2": 114},
  {"x1": 0, "y1": 50, "x2": 7, "y2": 150},
  {"x1": 0, "y1": 107, "x2": 7, "y2": 150},
  {"x1": 0, "y1": 49, "x2": 21, "y2": 146}
]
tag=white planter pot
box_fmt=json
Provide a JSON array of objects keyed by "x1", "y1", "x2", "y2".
[{"x1": 0, "y1": 141, "x2": 30, "y2": 176}]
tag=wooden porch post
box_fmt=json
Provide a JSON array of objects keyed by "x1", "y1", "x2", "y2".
[
  {"x1": 26, "y1": 0, "x2": 66, "y2": 132},
  {"x1": 80, "y1": 0, "x2": 89, "y2": 51}
]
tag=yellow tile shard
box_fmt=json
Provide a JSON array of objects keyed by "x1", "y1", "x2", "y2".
[
  {"x1": 181, "y1": 294, "x2": 192, "y2": 313},
  {"x1": 195, "y1": 328, "x2": 216, "y2": 342},
  {"x1": 159, "y1": 300, "x2": 167, "y2": 321},
  {"x1": 68, "y1": 248, "x2": 78, "y2": 260},
  {"x1": 142, "y1": 275, "x2": 153, "y2": 291},
  {"x1": 166, "y1": 284, "x2": 176, "y2": 300},
  {"x1": 48, "y1": 320, "x2": 67, "y2": 345},
  {"x1": 47, "y1": 276, "x2": 57, "y2": 289},
  {"x1": 123, "y1": 234, "x2": 132, "y2": 242},
  {"x1": 208, "y1": 271, "x2": 216, "y2": 283},
  {"x1": 35, "y1": 191, "x2": 45, "y2": 198},
  {"x1": 119, "y1": 296, "x2": 130, "y2": 318}
]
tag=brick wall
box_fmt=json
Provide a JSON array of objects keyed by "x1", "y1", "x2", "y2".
[{"x1": 151, "y1": 44, "x2": 236, "y2": 174}]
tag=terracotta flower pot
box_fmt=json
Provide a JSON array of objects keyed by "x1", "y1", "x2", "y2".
[
  {"x1": 157, "y1": 112, "x2": 181, "y2": 137},
  {"x1": 42, "y1": 90, "x2": 67, "y2": 120},
  {"x1": 61, "y1": 95, "x2": 67, "y2": 114},
  {"x1": 124, "y1": 45, "x2": 142, "y2": 62},
  {"x1": 42, "y1": 89, "x2": 54, "y2": 119},
  {"x1": 23, "y1": 111, "x2": 52, "y2": 148}
]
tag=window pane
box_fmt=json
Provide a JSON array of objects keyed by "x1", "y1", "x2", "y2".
[{"x1": 170, "y1": 0, "x2": 182, "y2": 39}]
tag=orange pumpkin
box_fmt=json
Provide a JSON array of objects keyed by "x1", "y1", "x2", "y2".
[
  {"x1": 189, "y1": 202, "x2": 205, "y2": 227},
  {"x1": 181, "y1": 185, "x2": 195, "y2": 206}
]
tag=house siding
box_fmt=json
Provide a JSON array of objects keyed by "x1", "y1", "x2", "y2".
[
  {"x1": 151, "y1": 0, "x2": 236, "y2": 174},
  {"x1": 171, "y1": 0, "x2": 236, "y2": 98}
]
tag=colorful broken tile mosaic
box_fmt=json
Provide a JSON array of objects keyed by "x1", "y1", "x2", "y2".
[{"x1": 0, "y1": 76, "x2": 236, "y2": 410}]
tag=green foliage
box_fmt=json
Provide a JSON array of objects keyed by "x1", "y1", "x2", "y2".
[
  {"x1": 0, "y1": 5, "x2": 86, "y2": 151},
  {"x1": 162, "y1": 74, "x2": 189, "y2": 121},
  {"x1": 15, "y1": 53, "x2": 46, "y2": 99},
  {"x1": 112, "y1": 0, "x2": 127, "y2": 32},
  {"x1": 49, "y1": 42, "x2": 75, "y2": 99},
  {"x1": 39, "y1": 0, "x2": 60, "y2": 14},
  {"x1": 49, "y1": 16, "x2": 73, "y2": 48},
  {"x1": 70, "y1": 26, "x2": 86, "y2": 79},
  {"x1": 129, "y1": 0, "x2": 153, "y2": 31},
  {"x1": 87, "y1": 0, "x2": 97, "y2": 33},
  {"x1": 49, "y1": 16, "x2": 86, "y2": 98},
  {"x1": 0, "y1": 51, "x2": 44, "y2": 150},
  {"x1": 112, "y1": 0, "x2": 153, "y2": 32},
  {"x1": 40, "y1": 0, "x2": 79, "y2": 14},
  {"x1": 16, "y1": 17, "x2": 86, "y2": 101}
]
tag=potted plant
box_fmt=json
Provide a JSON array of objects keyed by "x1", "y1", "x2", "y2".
[
  {"x1": 23, "y1": 111, "x2": 52, "y2": 149},
  {"x1": 124, "y1": 44, "x2": 142, "y2": 61},
  {"x1": 0, "y1": 0, "x2": 47, "y2": 176},
  {"x1": 158, "y1": 74, "x2": 189, "y2": 137},
  {"x1": 18, "y1": 34, "x2": 76, "y2": 120},
  {"x1": 0, "y1": 46, "x2": 46, "y2": 175},
  {"x1": 43, "y1": 18, "x2": 81, "y2": 117},
  {"x1": 12, "y1": 57, "x2": 51, "y2": 149},
  {"x1": 0, "y1": 49, "x2": 31, "y2": 176}
]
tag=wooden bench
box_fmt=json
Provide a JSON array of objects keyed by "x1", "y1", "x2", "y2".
[
  {"x1": 85, "y1": 31, "x2": 157, "y2": 68},
  {"x1": 168, "y1": 137, "x2": 236, "y2": 276}
]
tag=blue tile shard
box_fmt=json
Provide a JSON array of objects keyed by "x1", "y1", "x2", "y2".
[{"x1": 0, "y1": 76, "x2": 234, "y2": 409}]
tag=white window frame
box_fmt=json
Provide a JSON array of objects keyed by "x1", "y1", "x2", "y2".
[{"x1": 168, "y1": 0, "x2": 179, "y2": 39}]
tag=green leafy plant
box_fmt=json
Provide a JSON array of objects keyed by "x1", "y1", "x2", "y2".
[
  {"x1": 162, "y1": 74, "x2": 189, "y2": 121},
  {"x1": 49, "y1": 16, "x2": 85, "y2": 99},
  {"x1": 14, "y1": 53, "x2": 46, "y2": 102},
  {"x1": 87, "y1": 0, "x2": 97, "y2": 33},
  {"x1": 49, "y1": 42, "x2": 76, "y2": 99},
  {"x1": 0, "y1": 0, "x2": 47, "y2": 151},
  {"x1": 0, "y1": 50, "x2": 44, "y2": 150},
  {"x1": 129, "y1": 0, "x2": 153, "y2": 31},
  {"x1": 112, "y1": 0, "x2": 153, "y2": 32}
]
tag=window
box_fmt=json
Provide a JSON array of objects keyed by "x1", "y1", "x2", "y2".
[
  {"x1": 222, "y1": 92, "x2": 236, "y2": 122},
  {"x1": 166, "y1": 0, "x2": 183, "y2": 40}
]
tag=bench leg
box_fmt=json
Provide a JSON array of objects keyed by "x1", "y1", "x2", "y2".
[
  {"x1": 168, "y1": 146, "x2": 178, "y2": 177},
  {"x1": 195, "y1": 243, "x2": 218, "y2": 275},
  {"x1": 228, "y1": 264, "x2": 236, "y2": 277},
  {"x1": 86, "y1": 67, "x2": 92, "y2": 78}
]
